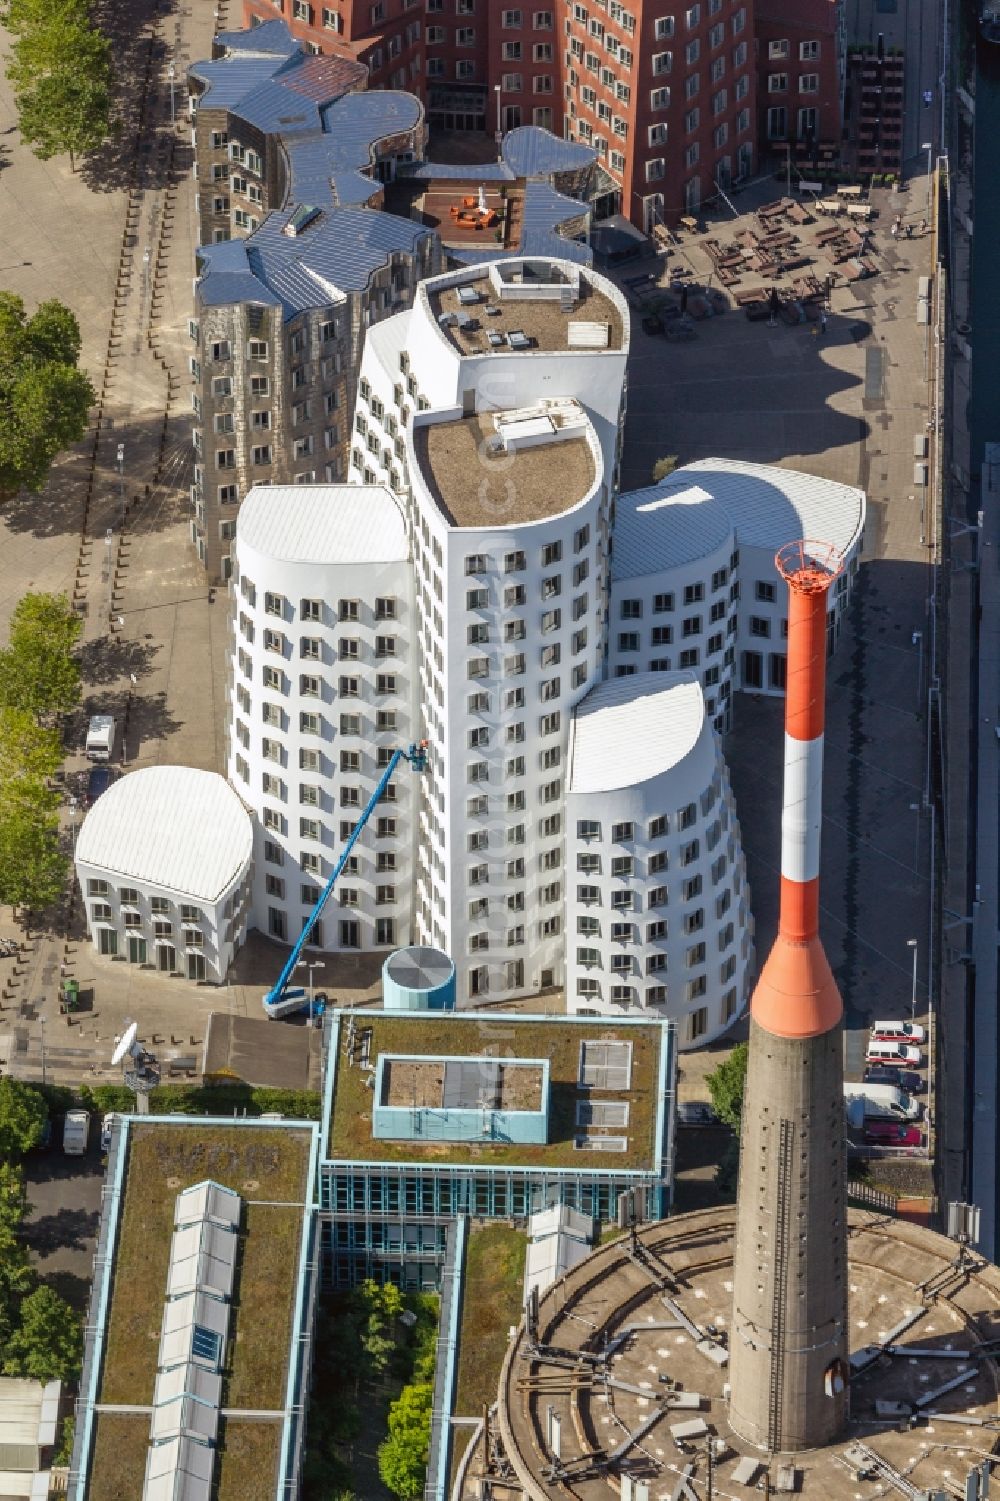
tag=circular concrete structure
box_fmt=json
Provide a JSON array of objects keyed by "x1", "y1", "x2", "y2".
[
  {"x1": 455, "y1": 1208, "x2": 1000, "y2": 1501},
  {"x1": 382, "y1": 945, "x2": 456, "y2": 1010}
]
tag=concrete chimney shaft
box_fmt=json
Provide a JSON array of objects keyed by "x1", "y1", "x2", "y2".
[{"x1": 728, "y1": 541, "x2": 849, "y2": 1453}]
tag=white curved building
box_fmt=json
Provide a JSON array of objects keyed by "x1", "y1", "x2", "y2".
[
  {"x1": 678, "y1": 459, "x2": 865, "y2": 694},
  {"x1": 610, "y1": 461, "x2": 866, "y2": 706},
  {"x1": 75, "y1": 768, "x2": 253, "y2": 982},
  {"x1": 353, "y1": 256, "x2": 631, "y2": 1004},
  {"x1": 228, "y1": 484, "x2": 415, "y2": 955},
  {"x1": 608, "y1": 481, "x2": 738, "y2": 735},
  {"x1": 565, "y1": 673, "x2": 752, "y2": 1045}
]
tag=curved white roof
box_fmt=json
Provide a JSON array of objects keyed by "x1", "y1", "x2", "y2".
[
  {"x1": 612, "y1": 480, "x2": 733, "y2": 580},
  {"x1": 76, "y1": 767, "x2": 252, "y2": 904},
  {"x1": 567, "y1": 672, "x2": 711, "y2": 794},
  {"x1": 679, "y1": 458, "x2": 865, "y2": 557},
  {"x1": 237, "y1": 484, "x2": 408, "y2": 565}
]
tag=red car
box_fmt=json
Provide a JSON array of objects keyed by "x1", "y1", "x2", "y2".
[{"x1": 862, "y1": 1120, "x2": 923, "y2": 1147}]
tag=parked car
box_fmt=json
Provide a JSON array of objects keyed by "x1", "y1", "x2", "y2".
[
  {"x1": 862, "y1": 1119, "x2": 923, "y2": 1147},
  {"x1": 100, "y1": 1113, "x2": 120, "y2": 1152},
  {"x1": 869, "y1": 1019, "x2": 926, "y2": 1043},
  {"x1": 863, "y1": 1065, "x2": 926, "y2": 1095},
  {"x1": 677, "y1": 1101, "x2": 722, "y2": 1128},
  {"x1": 85, "y1": 765, "x2": 113, "y2": 807},
  {"x1": 866, "y1": 1039, "x2": 923, "y2": 1067}
]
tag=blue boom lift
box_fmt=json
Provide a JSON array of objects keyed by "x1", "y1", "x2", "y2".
[{"x1": 263, "y1": 741, "x2": 429, "y2": 1019}]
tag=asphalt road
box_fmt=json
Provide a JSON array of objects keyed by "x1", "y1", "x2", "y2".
[{"x1": 22, "y1": 1133, "x2": 105, "y2": 1311}]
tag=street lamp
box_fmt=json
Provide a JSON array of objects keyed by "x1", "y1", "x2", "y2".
[
  {"x1": 912, "y1": 629, "x2": 923, "y2": 713},
  {"x1": 494, "y1": 83, "x2": 502, "y2": 153},
  {"x1": 295, "y1": 958, "x2": 325, "y2": 1025},
  {"x1": 906, "y1": 937, "x2": 918, "y2": 1020},
  {"x1": 168, "y1": 62, "x2": 176, "y2": 126},
  {"x1": 67, "y1": 798, "x2": 78, "y2": 857},
  {"x1": 117, "y1": 442, "x2": 125, "y2": 528}
]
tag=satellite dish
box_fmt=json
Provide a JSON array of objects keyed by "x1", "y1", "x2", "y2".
[{"x1": 112, "y1": 1021, "x2": 139, "y2": 1066}]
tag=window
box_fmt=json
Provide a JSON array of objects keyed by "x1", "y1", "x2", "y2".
[
  {"x1": 768, "y1": 72, "x2": 787, "y2": 92},
  {"x1": 248, "y1": 339, "x2": 268, "y2": 360},
  {"x1": 799, "y1": 39, "x2": 819, "y2": 60},
  {"x1": 768, "y1": 37, "x2": 788, "y2": 58},
  {"x1": 799, "y1": 73, "x2": 819, "y2": 93}
]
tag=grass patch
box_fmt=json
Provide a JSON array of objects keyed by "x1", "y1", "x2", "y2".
[
  {"x1": 227, "y1": 1203, "x2": 305, "y2": 1409},
  {"x1": 216, "y1": 1419, "x2": 283, "y2": 1501},
  {"x1": 88, "y1": 1413, "x2": 148, "y2": 1501},
  {"x1": 454, "y1": 1225, "x2": 526, "y2": 1417},
  {"x1": 329, "y1": 1015, "x2": 661, "y2": 1169},
  {"x1": 99, "y1": 1125, "x2": 312, "y2": 1406}
]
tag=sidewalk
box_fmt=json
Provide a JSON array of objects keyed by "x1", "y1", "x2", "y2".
[{"x1": 0, "y1": 0, "x2": 236, "y2": 1083}]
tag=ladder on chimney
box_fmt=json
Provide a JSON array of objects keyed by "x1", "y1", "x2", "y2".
[{"x1": 767, "y1": 1119, "x2": 795, "y2": 1452}]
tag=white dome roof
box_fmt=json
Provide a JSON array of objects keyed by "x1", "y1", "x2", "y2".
[{"x1": 76, "y1": 767, "x2": 252, "y2": 903}]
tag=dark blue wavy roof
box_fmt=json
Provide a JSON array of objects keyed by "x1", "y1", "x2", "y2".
[
  {"x1": 197, "y1": 207, "x2": 432, "y2": 317},
  {"x1": 501, "y1": 127, "x2": 596, "y2": 178}
]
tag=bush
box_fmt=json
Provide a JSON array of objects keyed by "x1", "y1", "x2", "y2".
[
  {"x1": 651, "y1": 454, "x2": 679, "y2": 483},
  {"x1": 79, "y1": 1085, "x2": 134, "y2": 1115}
]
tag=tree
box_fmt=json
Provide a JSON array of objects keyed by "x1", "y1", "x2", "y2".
[
  {"x1": 3, "y1": 1285, "x2": 82, "y2": 1382},
  {"x1": 0, "y1": 708, "x2": 62, "y2": 790},
  {"x1": 5, "y1": 5, "x2": 114, "y2": 170},
  {"x1": 377, "y1": 1382, "x2": 432, "y2": 1501},
  {"x1": 0, "y1": 593, "x2": 82, "y2": 721},
  {"x1": 349, "y1": 1279, "x2": 404, "y2": 1378},
  {"x1": 706, "y1": 1042, "x2": 749, "y2": 1134},
  {"x1": 0, "y1": 707, "x2": 66, "y2": 916},
  {"x1": 0, "y1": 807, "x2": 67, "y2": 914},
  {"x1": 651, "y1": 454, "x2": 679, "y2": 483},
  {"x1": 0, "y1": 1163, "x2": 28, "y2": 1237},
  {"x1": 0, "y1": 294, "x2": 93, "y2": 500},
  {"x1": 0, "y1": 1079, "x2": 48, "y2": 1158}
]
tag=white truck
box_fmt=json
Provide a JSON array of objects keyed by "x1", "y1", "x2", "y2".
[
  {"x1": 85, "y1": 715, "x2": 116, "y2": 763},
  {"x1": 843, "y1": 1082, "x2": 923, "y2": 1125},
  {"x1": 63, "y1": 1110, "x2": 89, "y2": 1156}
]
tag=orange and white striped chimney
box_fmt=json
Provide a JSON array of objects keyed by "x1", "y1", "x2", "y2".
[
  {"x1": 751, "y1": 539, "x2": 844, "y2": 1041},
  {"x1": 728, "y1": 537, "x2": 850, "y2": 1454}
]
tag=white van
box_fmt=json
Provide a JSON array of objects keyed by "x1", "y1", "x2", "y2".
[
  {"x1": 869, "y1": 1019, "x2": 926, "y2": 1044},
  {"x1": 63, "y1": 1110, "x2": 89, "y2": 1156},
  {"x1": 843, "y1": 1082, "x2": 923, "y2": 1122},
  {"x1": 85, "y1": 715, "x2": 116, "y2": 763},
  {"x1": 865, "y1": 1039, "x2": 923, "y2": 1067}
]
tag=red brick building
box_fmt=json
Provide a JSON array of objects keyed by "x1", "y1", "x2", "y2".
[
  {"x1": 754, "y1": 0, "x2": 844, "y2": 167},
  {"x1": 243, "y1": 0, "x2": 757, "y2": 226}
]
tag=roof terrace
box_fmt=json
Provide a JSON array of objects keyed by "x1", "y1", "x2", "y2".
[
  {"x1": 413, "y1": 403, "x2": 597, "y2": 528},
  {"x1": 325, "y1": 1012, "x2": 666, "y2": 1169},
  {"x1": 427, "y1": 261, "x2": 625, "y2": 357}
]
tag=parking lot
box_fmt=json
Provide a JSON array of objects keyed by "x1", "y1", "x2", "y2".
[{"x1": 23, "y1": 1136, "x2": 104, "y2": 1311}]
